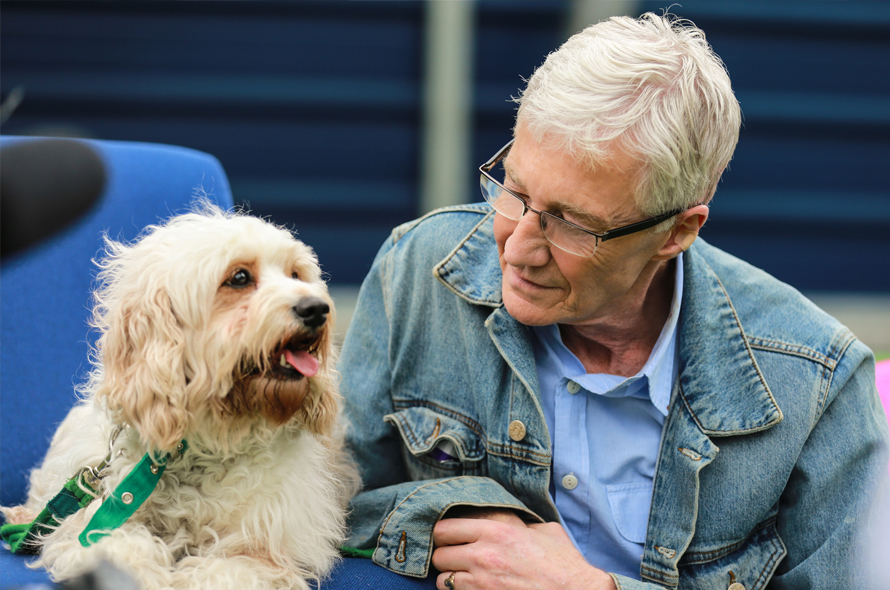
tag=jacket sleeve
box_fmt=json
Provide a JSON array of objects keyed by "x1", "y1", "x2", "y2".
[
  {"x1": 766, "y1": 338, "x2": 890, "y2": 589},
  {"x1": 339, "y1": 233, "x2": 541, "y2": 578},
  {"x1": 348, "y1": 477, "x2": 543, "y2": 577}
]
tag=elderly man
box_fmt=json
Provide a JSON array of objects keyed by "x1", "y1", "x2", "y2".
[{"x1": 339, "y1": 13, "x2": 889, "y2": 590}]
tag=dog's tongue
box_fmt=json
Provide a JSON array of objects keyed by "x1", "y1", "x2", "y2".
[{"x1": 284, "y1": 349, "x2": 319, "y2": 377}]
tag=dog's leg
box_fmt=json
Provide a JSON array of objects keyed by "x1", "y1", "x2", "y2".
[
  {"x1": 171, "y1": 554, "x2": 315, "y2": 590},
  {"x1": 38, "y1": 521, "x2": 176, "y2": 590}
]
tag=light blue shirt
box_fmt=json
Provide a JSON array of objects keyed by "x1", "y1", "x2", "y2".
[{"x1": 531, "y1": 254, "x2": 683, "y2": 580}]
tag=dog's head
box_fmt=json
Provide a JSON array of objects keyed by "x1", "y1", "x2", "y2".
[{"x1": 89, "y1": 204, "x2": 339, "y2": 453}]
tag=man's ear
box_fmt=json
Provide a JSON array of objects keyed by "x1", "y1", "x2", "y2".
[{"x1": 653, "y1": 204, "x2": 709, "y2": 261}]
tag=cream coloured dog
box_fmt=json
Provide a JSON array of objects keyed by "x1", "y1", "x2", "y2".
[{"x1": 1, "y1": 204, "x2": 359, "y2": 589}]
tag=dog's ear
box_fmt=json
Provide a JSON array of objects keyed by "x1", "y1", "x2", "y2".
[{"x1": 96, "y1": 285, "x2": 190, "y2": 452}]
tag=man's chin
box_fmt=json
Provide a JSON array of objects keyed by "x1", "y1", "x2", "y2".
[{"x1": 502, "y1": 289, "x2": 559, "y2": 327}]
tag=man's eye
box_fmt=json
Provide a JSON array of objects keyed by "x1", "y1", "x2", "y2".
[{"x1": 226, "y1": 269, "x2": 253, "y2": 288}]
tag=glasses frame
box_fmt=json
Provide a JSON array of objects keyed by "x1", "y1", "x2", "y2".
[{"x1": 480, "y1": 139, "x2": 687, "y2": 256}]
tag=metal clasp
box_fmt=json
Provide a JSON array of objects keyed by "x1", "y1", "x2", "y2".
[{"x1": 80, "y1": 424, "x2": 127, "y2": 489}]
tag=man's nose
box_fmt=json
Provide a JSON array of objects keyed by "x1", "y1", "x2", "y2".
[{"x1": 503, "y1": 210, "x2": 551, "y2": 267}]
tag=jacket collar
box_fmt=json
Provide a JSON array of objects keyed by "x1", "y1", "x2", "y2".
[
  {"x1": 434, "y1": 216, "x2": 783, "y2": 437},
  {"x1": 433, "y1": 209, "x2": 503, "y2": 308},
  {"x1": 433, "y1": 210, "x2": 540, "y2": 402},
  {"x1": 676, "y1": 241, "x2": 783, "y2": 435}
]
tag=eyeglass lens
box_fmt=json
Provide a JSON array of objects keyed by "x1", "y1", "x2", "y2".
[{"x1": 479, "y1": 163, "x2": 599, "y2": 257}]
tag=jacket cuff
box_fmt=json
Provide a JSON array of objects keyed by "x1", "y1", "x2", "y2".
[
  {"x1": 610, "y1": 573, "x2": 667, "y2": 589},
  {"x1": 373, "y1": 476, "x2": 542, "y2": 577}
]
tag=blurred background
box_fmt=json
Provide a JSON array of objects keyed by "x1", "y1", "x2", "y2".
[{"x1": 2, "y1": 0, "x2": 888, "y2": 358}]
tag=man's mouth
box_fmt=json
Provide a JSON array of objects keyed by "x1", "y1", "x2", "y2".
[{"x1": 508, "y1": 266, "x2": 553, "y2": 292}]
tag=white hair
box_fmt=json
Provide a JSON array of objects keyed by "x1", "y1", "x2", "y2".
[{"x1": 515, "y1": 12, "x2": 741, "y2": 226}]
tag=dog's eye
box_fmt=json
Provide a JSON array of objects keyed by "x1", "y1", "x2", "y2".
[
  {"x1": 291, "y1": 271, "x2": 300, "y2": 280},
  {"x1": 226, "y1": 268, "x2": 253, "y2": 288}
]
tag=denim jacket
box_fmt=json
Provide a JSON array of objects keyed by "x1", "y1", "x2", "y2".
[{"x1": 340, "y1": 204, "x2": 889, "y2": 589}]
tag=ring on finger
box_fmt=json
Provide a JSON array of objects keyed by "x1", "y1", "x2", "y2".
[{"x1": 444, "y1": 571, "x2": 456, "y2": 590}]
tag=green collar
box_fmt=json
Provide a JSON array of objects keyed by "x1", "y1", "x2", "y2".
[
  {"x1": 79, "y1": 440, "x2": 188, "y2": 547},
  {"x1": 0, "y1": 437, "x2": 187, "y2": 554}
]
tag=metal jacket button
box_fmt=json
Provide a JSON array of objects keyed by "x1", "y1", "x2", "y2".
[
  {"x1": 508, "y1": 420, "x2": 526, "y2": 442},
  {"x1": 728, "y1": 583, "x2": 746, "y2": 590}
]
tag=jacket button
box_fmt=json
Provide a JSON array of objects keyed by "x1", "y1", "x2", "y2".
[
  {"x1": 567, "y1": 380, "x2": 581, "y2": 394},
  {"x1": 508, "y1": 420, "x2": 526, "y2": 441},
  {"x1": 561, "y1": 473, "x2": 578, "y2": 490},
  {"x1": 727, "y1": 584, "x2": 745, "y2": 590}
]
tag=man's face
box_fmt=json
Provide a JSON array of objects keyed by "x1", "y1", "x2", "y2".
[{"x1": 494, "y1": 125, "x2": 673, "y2": 327}]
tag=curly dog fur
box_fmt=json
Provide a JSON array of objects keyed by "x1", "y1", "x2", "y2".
[{"x1": 2, "y1": 204, "x2": 360, "y2": 589}]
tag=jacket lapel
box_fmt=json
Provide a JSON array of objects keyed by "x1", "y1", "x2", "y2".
[{"x1": 639, "y1": 240, "x2": 784, "y2": 586}]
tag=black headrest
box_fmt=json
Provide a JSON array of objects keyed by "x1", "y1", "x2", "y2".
[{"x1": 1, "y1": 138, "x2": 106, "y2": 258}]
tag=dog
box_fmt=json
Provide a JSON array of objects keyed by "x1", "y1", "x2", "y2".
[{"x1": 1, "y1": 203, "x2": 360, "y2": 589}]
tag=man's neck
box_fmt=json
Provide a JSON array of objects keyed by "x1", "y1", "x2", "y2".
[{"x1": 559, "y1": 258, "x2": 676, "y2": 377}]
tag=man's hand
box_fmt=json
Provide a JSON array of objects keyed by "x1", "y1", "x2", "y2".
[{"x1": 431, "y1": 508, "x2": 617, "y2": 590}]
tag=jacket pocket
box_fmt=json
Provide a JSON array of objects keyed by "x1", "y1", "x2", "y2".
[
  {"x1": 606, "y1": 482, "x2": 653, "y2": 545},
  {"x1": 384, "y1": 406, "x2": 486, "y2": 480},
  {"x1": 673, "y1": 520, "x2": 787, "y2": 590}
]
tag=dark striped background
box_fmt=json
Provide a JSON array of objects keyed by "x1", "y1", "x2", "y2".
[{"x1": 3, "y1": 0, "x2": 888, "y2": 291}]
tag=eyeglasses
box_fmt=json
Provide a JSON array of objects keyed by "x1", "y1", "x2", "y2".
[{"x1": 479, "y1": 140, "x2": 686, "y2": 257}]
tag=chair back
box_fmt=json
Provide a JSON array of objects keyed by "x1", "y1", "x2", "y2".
[{"x1": 0, "y1": 137, "x2": 233, "y2": 507}]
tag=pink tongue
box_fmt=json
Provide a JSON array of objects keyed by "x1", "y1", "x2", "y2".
[{"x1": 284, "y1": 349, "x2": 319, "y2": 377}]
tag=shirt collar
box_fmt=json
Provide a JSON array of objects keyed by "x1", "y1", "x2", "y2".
[{"x1": 638, "y1": 252, "x2": 683, "y2": 415}]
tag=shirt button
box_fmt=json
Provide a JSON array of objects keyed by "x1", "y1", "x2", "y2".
[
  {"x1": 508, "y1": 420, "x2": 526, "y2": 442},
  {"x1": 561, "y1": 473, "x2": 578, "y2": 490},
  {"x1": 567, "y1": 381, "x2": 581, "y2": 394}
]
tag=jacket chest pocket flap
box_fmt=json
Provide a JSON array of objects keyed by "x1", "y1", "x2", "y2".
[{"x1": 385, "y1": 406, "x2": 486, "y2": 477}]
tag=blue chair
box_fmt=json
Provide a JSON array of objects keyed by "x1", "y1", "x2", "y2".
[
  {"x1": 0, "y1": 136, "x2": 436, "y2": 589},
  {"x1": 0, "y1": 136, "x2": 233, "y2": 587}
]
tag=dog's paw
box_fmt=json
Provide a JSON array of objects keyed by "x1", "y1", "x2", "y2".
[{"x1": 1, "y1": 505, "x2": 37, "y2": 525}]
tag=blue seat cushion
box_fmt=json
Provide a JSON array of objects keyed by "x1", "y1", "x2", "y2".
[
  {"x1": 1, "y1": 551, "x2": 50, "y2": 588},
  {"x1": 0, "y1": 553, "x2": 438, "y2": 589}
]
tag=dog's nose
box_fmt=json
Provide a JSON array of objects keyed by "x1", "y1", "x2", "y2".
[{"x1": 293, "y1": 297, "x2": 329, "y2": 329}]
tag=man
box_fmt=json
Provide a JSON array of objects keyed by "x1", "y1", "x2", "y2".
[{"x1": 339, "y1": 13, "x2": 889, "y2": 590}]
